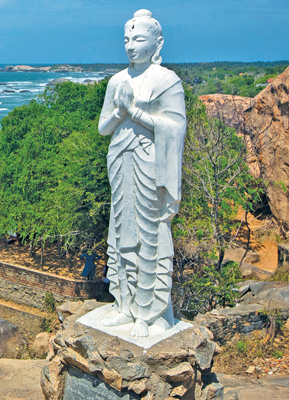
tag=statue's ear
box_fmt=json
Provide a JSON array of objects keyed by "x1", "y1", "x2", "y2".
[
  {"x1": 152, "y1": 37, "x2": 164, "y2": 65},
  {"x1": 157, "y1": 36, "x2": 164, "y2": 51}
]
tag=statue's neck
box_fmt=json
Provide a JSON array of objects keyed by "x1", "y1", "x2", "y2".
[{"x1": 129, "y1": 62, "x2": 151, "y2": 77}]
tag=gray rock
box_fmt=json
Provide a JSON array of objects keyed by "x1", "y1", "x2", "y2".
[
  {"x1": 106, "y1": 356, "x2": 149, "y2": 381},
  {"x1": 195, "y1": 338, "x2": 216, "y2": 371},
  {"x1": 278, "y1": 243, "x2": 289, "y2": 268},
  {"x1": 47, "y1": 78, "x2": 69, "y2": 86},
  {"x1": 201, "y1": 373, "x2": 224, "y2": 400},
  {"x1": 218, "y1": 373, "x2": 289, "y2": 400},
  {"x1": 239, "y1": 262, "x2": 273, "y2": 278},
  {"x1": 238, "y1": 285, "x2": 250, "y2": 297},
  {"x1": 225, "y1": 246, "x2": 261, "y2": 264},
  {"x1": 63, "y1": 366, "x2": 140, "y2": 400},
  {"x1": 0, "y1": 318, "x2": 18, "y2": 344},
  {"x1": 0, "y1": 319, "x2": 25, "y2": 358}
]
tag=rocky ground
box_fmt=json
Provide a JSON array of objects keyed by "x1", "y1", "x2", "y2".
[
  {"x1": 1, "y1": 348, "x2": 289, "y2": 400},
  {"x1": 0, "y1": 359, "x2": 47, "y2": 400},
  {"x1": 219, "y1": 373, "x2": 289, "y2": 399}
]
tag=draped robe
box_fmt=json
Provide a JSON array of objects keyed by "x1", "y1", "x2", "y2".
[{"x1": 100, "y1": 64, "x2": 186, "y2": 328}]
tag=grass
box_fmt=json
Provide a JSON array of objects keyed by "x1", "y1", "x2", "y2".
[
  {"x1": 270, "y1": 264, "x2": 289, "y2": 282},
  {"x1": 214, "y1": 329, "x2": 289, "y2": 375}
]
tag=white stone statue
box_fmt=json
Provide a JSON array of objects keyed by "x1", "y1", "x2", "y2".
[{"x1": 98, "y1": 9, "x2": 186, "y2": 338}]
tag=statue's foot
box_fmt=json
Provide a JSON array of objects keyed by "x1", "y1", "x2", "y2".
[
  {"x1": 102, "y1": 312, "x2": 133, "y2": 327},
  {"x1": 130, "y1": 319, "x2": 149, "y2": 337}
]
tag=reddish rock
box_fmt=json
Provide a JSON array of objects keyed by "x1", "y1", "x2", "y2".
[
  {"x1": 170, "y1": 384, "x2": 188, "y2": 397},
  {"x1": 128, "y1": 378, "x2": 148, "y2": 394},
  {"x1": 199, "y1": 93, "x2": 252, "y2": 132},
  {"x1": 165, "y1": 362, "x2": 194, "y2": 382},
  {"x1": 102, "y1": 367, "x2": 123, "y2": 392},
  {"x1": 199, "y1": 67, "x2": 289, "y2": 229},
  {"x1": 244, "y1": 67, "x2": 289, "y2": 229}
]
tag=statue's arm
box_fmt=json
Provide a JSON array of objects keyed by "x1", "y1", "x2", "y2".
[
  {"x1": 98, "y1": 79, "x2": 126, "y2": 136},
  {"x1": 128, "y1": 108, "x2": 155, "y2": 132},
  {"x1": 130, "y1": 81, "x2": 185, "y2": 132}
]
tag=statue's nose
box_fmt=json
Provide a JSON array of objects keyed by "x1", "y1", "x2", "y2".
[{"x1": 127, "y1": 39, "x2": 134, "y2": 50}]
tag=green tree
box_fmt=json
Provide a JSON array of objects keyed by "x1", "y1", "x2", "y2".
[
  {"x1": 172, "y1": 89, "x2": 262, "y2": 315},
  {"x1": 0, "y1": 80, "x2": 110, "y2": 258}
]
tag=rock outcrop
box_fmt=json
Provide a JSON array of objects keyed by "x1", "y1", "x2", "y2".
[
  {"x1": 200, "y1": 67, "x2": 289, "y2": 229},
  {"x1": 2, "y1": 64, "x2": 83, "y2": 73},
  {"x1": 194, "y1": 281, "x2": 289, "y2": 344},
  {"x1": 199, "y1": 94, "x2": 252, "y2": 132},
  {"x1": 218, "y1": 373, "x2": 289, "y2": 400},
  {"x1": 244, "y1": 67, "x2": 289, "y2": 228},
  {"x1": 41, "y1": 300, "x2": 223, "y2": 400}
]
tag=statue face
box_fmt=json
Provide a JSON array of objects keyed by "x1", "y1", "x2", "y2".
[{"x1": 124, "y1": 20, "x2": 159, "y2": 65}]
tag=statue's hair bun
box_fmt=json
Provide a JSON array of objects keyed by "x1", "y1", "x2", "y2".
[{"x1": 134, "y1": 9, "x2": 153, "y2": 18}]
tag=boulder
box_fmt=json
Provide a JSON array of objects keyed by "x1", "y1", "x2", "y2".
[
  {"x1": 0, "y1": 318, "x2": 18, "y2": 343},
  {"x1": 33, "y1": 332, "x2": 51, "y2": 352},
  {"x1": 243, "y1": 67, "x2": 289, "y2": 229},
  {"x1": 239, "y1": 261, "x2": 273, "y2": 278},
  {"x1": 0, "y1": 318, "x2": 25, "y2": 358},
  {"x1": 224, "y1": 246, "x2": 260, "y2": 264},
  {"x1": 200, "y1": 67, "x2": 289, "y2": 228},
  {"x1": 199, "y1": 94, "x2": 252, "y2": 132}
]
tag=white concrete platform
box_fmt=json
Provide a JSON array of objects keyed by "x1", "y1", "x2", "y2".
[{"x1": 77, "y1": 303, "x2": 193, "y2": 349}]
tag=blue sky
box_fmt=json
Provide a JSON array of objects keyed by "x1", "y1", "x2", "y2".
[{"x1": 1, "y1": 0, "x2": 288, "y2": 64}]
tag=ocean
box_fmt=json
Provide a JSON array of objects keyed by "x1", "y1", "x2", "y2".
[{"x1": 0, "y1": 69, "x2": 105, "y2": 121}]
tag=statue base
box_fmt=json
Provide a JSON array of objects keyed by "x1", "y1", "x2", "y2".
[
  {"x1": 41, "y1": 300, "x2": 224, "y2": 400},
  {"x1": 77, "y1": 303, "x2": 193, "y2": 348}
]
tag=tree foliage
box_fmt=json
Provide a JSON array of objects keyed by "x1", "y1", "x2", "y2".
[
  {"x1": 172, "y1": 88, "x2": 263, "y2": 316},
  {"x1": 0, "y1": 80, "x2": 110, "y2": 250}
]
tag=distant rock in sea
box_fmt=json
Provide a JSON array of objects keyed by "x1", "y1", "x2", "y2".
[
  {"x1": 2, "y1": 64, "x2": 84, "y2": 73},
  {"x1": 3, "y1": 65, "x2": 35, "y2": 72},
  {"x1": 47, "y1": 78, "x2": 70, "y2": 86},
  {"x1": 20, "y1": 90, "x2": 31, "y2": 93},
  {"x1": 3, "y1": 90, "x2": 15, "y2": 93}
]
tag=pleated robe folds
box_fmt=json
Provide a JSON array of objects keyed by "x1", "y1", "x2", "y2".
[{"x1": 101, "y1": 64, "x2": 186, "y2": 327}]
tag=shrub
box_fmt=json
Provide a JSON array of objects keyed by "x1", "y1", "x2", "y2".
[{"x1": 44, "y1": 291, "x2": 56, "y2": 313}]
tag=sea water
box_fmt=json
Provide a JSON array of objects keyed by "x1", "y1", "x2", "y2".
[{"x1": 0, "y1": 69, "x2": 105, "y2": 121}]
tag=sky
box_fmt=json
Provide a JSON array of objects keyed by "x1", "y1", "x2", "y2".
[{"x1": 0, "y1": 0, "x2": 288, "y2": 64}]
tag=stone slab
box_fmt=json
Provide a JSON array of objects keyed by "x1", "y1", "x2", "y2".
[
  {"x1": 77, "y1": 303, "x2": 193, "y2": 349},
  {"x1": 63, "y1": 366, "x2": 140, "y2": 400}
]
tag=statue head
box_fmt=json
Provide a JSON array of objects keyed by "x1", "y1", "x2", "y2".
[{"x1": 124, "y1": 9, "x2": 164, "y2": 67}]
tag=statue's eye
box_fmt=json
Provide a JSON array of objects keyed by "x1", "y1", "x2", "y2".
[
  {"x1": 136, "y1": 38, "x2": 146, "y2": 42},
  {"x1": 124, "y1": 38, "x2": 129, "y2": 44}
]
